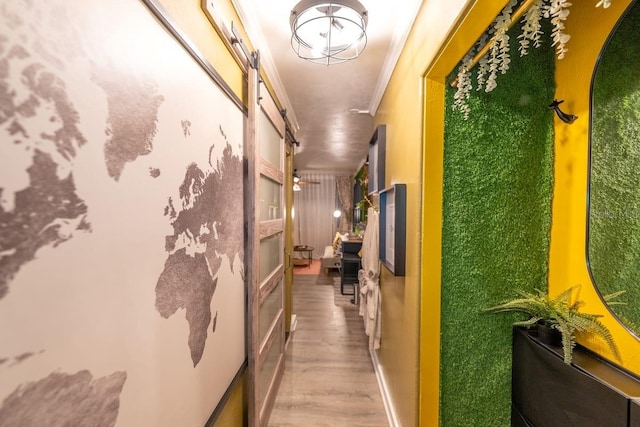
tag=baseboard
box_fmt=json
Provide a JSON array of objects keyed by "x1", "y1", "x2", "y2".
[
  {"x1": 370, "y1": 348, "x2": 400, "y2": 427},
  {"x1": 284, "y1": 314, "x2": 297, "y2": 351}
]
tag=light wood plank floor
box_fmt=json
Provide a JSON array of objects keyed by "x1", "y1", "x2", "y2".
[{"x1": 268, "y1": 272, "x2": 389, "y2": 427}]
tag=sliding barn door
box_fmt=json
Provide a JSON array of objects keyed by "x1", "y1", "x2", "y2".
[{"x1": 247, "y1": 62, "x2": 286, "y2": 427}]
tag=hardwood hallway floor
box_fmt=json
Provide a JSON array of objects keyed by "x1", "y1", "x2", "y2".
[{"x1": 268, "y1": 272, "x2": 389, "y2": 427}]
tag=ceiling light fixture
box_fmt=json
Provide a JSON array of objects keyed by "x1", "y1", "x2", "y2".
[{"x1": 290, "y1": 0, "x2": 368, "y2": 66}]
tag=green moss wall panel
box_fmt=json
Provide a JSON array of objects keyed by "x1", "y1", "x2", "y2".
[
  {"x1": 440, "y1": 21, "x2": 555, "y2": 426},
  {"x1": 589, "y1": 1, "x2": 640, "y2": 333}
]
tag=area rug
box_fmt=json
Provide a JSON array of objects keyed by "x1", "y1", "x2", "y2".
[{"x1": 293, "y1": 259, "x2": 322, "y2": 275}]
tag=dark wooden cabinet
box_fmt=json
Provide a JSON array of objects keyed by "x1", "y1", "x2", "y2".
[
  {"x1": 631, "y1": 399, "x2": 640, "y2": 427},
  {"x1": 512, "y1": 327, "x2": 640, "y2": 427}
]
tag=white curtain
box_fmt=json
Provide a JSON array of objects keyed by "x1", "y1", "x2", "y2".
[
  {"x1": 335, "y1": 175, "x2": 354, "y2": 233},
  {"x1": 293, "y1": 173, "x2": 337, "y2": 258}
]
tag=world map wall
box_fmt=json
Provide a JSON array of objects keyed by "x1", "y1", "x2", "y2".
[{"x1": 0, "y1": 0, "x2": 246, "y2": 425}]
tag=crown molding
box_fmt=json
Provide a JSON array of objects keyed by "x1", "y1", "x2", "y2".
[
  {"x1": 368, "y1": 0, "x2": 424, "y2": 115},
  {"x1": 231, "y1": 0, "x2": 300, "y2": 134}
]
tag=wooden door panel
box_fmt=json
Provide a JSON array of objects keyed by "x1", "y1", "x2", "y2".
[{"x1": 248, "y1": 61, "x2": 285, "y2": 427}]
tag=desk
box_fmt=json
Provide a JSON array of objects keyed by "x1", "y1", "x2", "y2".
[{"x1": 293, "y1": 245, "x2": 314, "y2": 267}]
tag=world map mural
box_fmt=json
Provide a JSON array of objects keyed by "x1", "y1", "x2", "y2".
[
  {"x1": 0, "y1": 0, "x2": 246, "y2": 425},
  {"x1": 156, "y1": 141, "x2": 243, "y2": 367}
]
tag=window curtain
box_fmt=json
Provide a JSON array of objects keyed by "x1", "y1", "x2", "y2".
[
  {"x1": 293, "y1": 173, "x2": 336, "y2": 258},
  {"x1": 335, "y1": 175, "x2": 353, "y2": 234}
]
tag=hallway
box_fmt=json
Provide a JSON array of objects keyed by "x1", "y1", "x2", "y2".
[{"x1": 268, "y1": 272, "x2": 389, "y2": 427}]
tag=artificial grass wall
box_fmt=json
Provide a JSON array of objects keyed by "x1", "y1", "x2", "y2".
[
  {"x1": 440, "y1": 20, "x2": 555, "y2": 426},
  {"x1": 589, "y1": 0, "x2": 640, "y2": 333}
]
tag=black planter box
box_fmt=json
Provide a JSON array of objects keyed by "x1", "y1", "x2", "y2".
[{"x1": 512, "y1": 327, "x2": 640, "y2": 427}]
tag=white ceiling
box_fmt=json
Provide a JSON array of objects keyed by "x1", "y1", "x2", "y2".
[{"x1": 232, "y1": 0, "x2": 423, "y2": 174}]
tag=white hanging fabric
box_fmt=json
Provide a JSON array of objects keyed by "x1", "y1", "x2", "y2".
[
  {"x1": 358, "y1": 207, "x2": 381, "y2": 350},
  {"x1": 293, "y1": 173, "x2": 336, "y2": 254}
]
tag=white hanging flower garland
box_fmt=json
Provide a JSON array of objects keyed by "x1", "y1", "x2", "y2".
[
  {"x1": 486, "y1": 0, "x2": 517, "y2": 92},
  {"x1": 518, "y1": 0, "x2": 547, "y2": 56},
  {"x1": 476, "y1": 34, "x2": 490, "y2": 91},
  {"x1": 452, "y1": 0, "x2": 613, "y2": 119},
  {"x1": 544, "y1": 0, "x2": 572, "y2": 59},
  {"x1": 452, "y1": 52, "x2": 474, "y2": 120}
]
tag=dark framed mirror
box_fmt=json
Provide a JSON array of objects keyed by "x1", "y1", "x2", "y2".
[{"x1": 588, "y1": 0, "x2": 640, "y2": 334}]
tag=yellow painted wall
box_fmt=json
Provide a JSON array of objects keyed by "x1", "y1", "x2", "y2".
[
  {"x1": 157, "y1": 0, "x2": 283, "y2": 112},
  {"x1": 158, "y1": 0, "x2": 245, "y2": 100},
  {"x1": 549, "y1": 0, "x2": 640, "y2": 369},
  {"x1": 205, "y1": 373, "x2": 247, "y2": 427},
  {"x1": 377, "y1": 0, "x2": 581, "y2": 424},
  {"x1": 374, "y1": 1, "x2": 508, "y2": 425}
]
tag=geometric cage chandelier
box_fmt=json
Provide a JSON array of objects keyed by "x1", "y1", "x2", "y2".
[{"x1": 290, "y1": 0, "x2": 368, "y2": 66}]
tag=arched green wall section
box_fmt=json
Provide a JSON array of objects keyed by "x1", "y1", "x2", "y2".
[{"x1": 589, "y1": 0, "x2": 640, "y2": 334}]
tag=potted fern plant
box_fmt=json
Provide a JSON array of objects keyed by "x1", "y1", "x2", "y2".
[{"x1": 485, "y1": 286, "x2": 623, "y2": 364}]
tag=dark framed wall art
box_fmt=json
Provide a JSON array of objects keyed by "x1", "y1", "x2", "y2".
[
  {"x1": 368, "y1": 125, "x2": 386, "y2": 194},
  {"x1": 379, "y1": 184, "x2": 406, "y2": 276}
]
